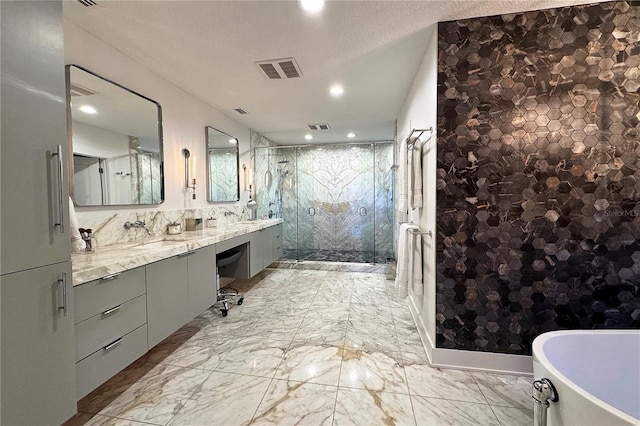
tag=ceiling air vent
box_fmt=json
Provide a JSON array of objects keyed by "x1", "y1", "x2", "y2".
[
  {"x1": 308, "y1": 123, "x2": 330, "y2": 130},
  {"x1": 256, "y1": 58, "x2": 302, "y2": 80},
  {"x1": 77, "y1": 0, "x2": 97, "y2": 6},
  {"x1": 69, "y1": 83, "x2": 98, "y2": 97},
  {"x1": 234, "y1": 108, "x2": 248, "y2": 115}
]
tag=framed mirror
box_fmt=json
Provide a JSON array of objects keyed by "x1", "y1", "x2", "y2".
[
  {"x1": 66, "y1": 65, "x2": 164, "y2": 206},
  {"x1": 206, "y1": 126, "x2": 240, "y2": 203}
]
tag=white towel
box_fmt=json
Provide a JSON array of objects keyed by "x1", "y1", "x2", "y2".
[
  {"x1": 410, "y1": 137, "x2": 424, "y2": 209},
  {"x1": 395, "y1": 223, "x2": 419, "y2": 298},
  {"x1": 397, "y1": 137, "x2": 409, "y2": 213}
]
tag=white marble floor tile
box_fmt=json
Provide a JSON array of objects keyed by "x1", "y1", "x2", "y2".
[
  {"x1": 65, "y1": 412, "x2": 159, "y2": 426},
  {"x1": 345, "y1": 320, "x2": 401, "y2": 356},
  {"x1": 333, "y1": 388, "x2": 416, "y2": 426},
  {"x1": 471, "y1": 372, "x2": 533, "y2": 410},
  {"x1": 313, "y1": 288, "x2": 353, "y2": 305},
  {"x1": 293, "y1": 317, "x2": 347, "y2": 346},
  {"x1": 349, "y1": 303, "x2": 392, "y2": 322},
  {"x1": 306, "y1": 302, "x2": 351, "y2": 321},
  {"x1": 339, "y1": 347, "x2": 408, "y2": 394},
  {"x1": 144, "y1": 336, "x2": 238, "y2": 370},
  {"x1": 244, "y1": 315, "x2": 304, "y2": 341},
  {"x1": 490, "y1": 405, "x2": 534, "y2": 426},
  {"x1": 251, "y1": 380, "x2": 337, "y2": 425},
  {"x1": 167, "y1": 372, "x2": 271, "y2": 426},
  {"x1": 403, "y1": 355, "x2": 486, "y2": 404},
  {"x1": 275, "y1": 343, "x2": 343, "y2": 386},
  {"x1": 215, "y1": 335, "x2": 289, "y2": 378},
  {"x1": 79, "y1": 362, "x2": 209, "y2": 425},
  {"x1": 411, "y1": 395, "x2": 500, "y2": 426},
  {"x1": 350, "y1": 290, "x2": 390, "y2": 306}
]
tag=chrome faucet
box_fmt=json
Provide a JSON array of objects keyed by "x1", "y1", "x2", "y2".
[
  {"x1": 223, "y1": 211, "x2": 238, "y2": 217},
  {"x1": 124, "y1": 220, "x2": 152, "y2": 235}
]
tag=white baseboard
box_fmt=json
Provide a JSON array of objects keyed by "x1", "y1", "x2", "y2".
[{"x1": 406, "y1": 298, "x2": 533, "y2": 376}]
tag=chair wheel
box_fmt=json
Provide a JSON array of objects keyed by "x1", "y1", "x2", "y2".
[
  {"x1": 237, "y1": 297, "x2": 244, "y2": 305},
  {"x1": 221, "y1": 309, "x2": 228, "y2": 317}
]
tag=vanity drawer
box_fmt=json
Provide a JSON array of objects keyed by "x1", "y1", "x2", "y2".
[
  {"x1": 75, "y1": 294, "x2": 147, "y2": 362},
  {"x1": 76, "y1": 324, "x2": 148, "y2": 400},
  {"x1": 74, "y1": 266, "x2": 146, "y2": 324}
]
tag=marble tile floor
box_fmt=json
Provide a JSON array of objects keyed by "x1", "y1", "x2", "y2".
[{"x1": 66, "y1": 268, "x2": 534, "y2": 426}]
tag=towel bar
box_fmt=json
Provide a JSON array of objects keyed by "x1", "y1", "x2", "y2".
[
  {"x1": 406, "y1": 127, "x2": 434, "y2": 149},
  {"x1": 408, "y1": 228, "x2": 432, "y2": 237}
]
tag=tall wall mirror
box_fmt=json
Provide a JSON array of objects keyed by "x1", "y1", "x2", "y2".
[
  {"x1": 66, "y1": 65, "x2": 164, "y2": 206},
  {"x1": 206, "y1": 126, "x2": 239, "y2": 203}
]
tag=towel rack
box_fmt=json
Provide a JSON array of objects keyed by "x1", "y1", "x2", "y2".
[
  {"x1": 408, "y1": 228, "x2": 433, "y2": 237},
  {"x1": 406, "y1": 127, "x2": 433, "y2": 149}
]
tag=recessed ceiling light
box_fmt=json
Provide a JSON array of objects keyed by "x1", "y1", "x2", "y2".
[
  {"x1": 79, "y1": 105, "x2": 97, "y2": 114},
  {"x1": 329, "y1": 85, "x2": 344, "y2": 97},
  {"x1": 347, "y1": 132, "x2": 356, "y2": 138},
  {"x1": 304, "y1": 134, "x2": 313, "y2": 140},
  {"x1": 300, "y1": 0, "x2": 324, "y2": 13},
  {"x1": 229, "y1": 138, "x2": 237, "y2": 144}
]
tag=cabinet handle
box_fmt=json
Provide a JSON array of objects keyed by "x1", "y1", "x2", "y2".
[
  {"x1": 359, "y1": 207, "x2": 367, "y2": 216},
  {"x1": 57, "y1": 272, "x2": 68, "y2": 317},
  {"x1": 177, "y1": 250, "x2": 196, "y2": 258},
  {"x1": 100, "y1": 273, "x2": 121, "y2": 282},
  {"x1": 52, "y1": 144, "x2": 65, "y2": 233},
  {"x1": 103, "y1": 337, "x2": 123, "y2": 351},
  {"x1": 102, "y1": 305, "x2": 122, "y2": 316}
]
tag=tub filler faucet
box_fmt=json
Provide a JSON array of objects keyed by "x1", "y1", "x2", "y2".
[{"x1": 532, "y1": 378, "x2": 558, "y2": 426}]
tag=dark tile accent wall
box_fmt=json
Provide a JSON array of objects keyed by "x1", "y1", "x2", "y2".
[{"x1": 436, "y1": 1, "x2": 640, "y2": 355}]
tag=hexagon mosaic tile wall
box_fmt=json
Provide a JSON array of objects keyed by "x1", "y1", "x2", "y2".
[{"x1": 436, "y1": 1, "x2": 640, "y2": 355}]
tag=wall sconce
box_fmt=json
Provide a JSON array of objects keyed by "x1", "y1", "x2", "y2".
[{"x1": 183, "y1": 148, "x2": 197, "y2": 199}]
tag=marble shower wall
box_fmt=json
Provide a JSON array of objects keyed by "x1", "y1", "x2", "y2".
[
  {"x1": 437, "y1": 1, "x2": 640, "y2": 355},
  {"x1": 254, "y1": 143, "x2": 394, "y2": 262}
]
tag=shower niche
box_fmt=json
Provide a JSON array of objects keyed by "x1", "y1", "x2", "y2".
[{"x1": 254, "y1": 142, "x2": 394, "y2": 264}]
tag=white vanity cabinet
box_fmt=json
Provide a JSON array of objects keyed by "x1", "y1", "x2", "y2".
[
  {"x1": 186, "y1": 245, "x2": 218, "y2": 319},
  {"x1": 73, "y1": 267, "x2": 148, "y2": 400},
  {"x1": 262, "y1": 223, "x2": 283, "y2": 268},
  {"x1": 1, "y1": 1, "x2": 77, "y2": 423},
  {"x1": 217, "y1": 223, "x2": 283, "y2": 279},
  {"x1": 146, "y1": 246, "x2": 217, "y2": 348}
]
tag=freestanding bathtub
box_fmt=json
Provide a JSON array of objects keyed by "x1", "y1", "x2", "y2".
[{"x1": 532, "y1": 330, "x2": 640, "y2": 426}]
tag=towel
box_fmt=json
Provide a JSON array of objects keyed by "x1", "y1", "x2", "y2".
[
  {"x1": 395, "y1": 223, "x2": 419, "y2": 298},
  {"x1": 397, "y1": 137, "x2": 409, "y2": 213},
  {"x1": 410, "y1": 136, "x2": 425, "y2": 209}
]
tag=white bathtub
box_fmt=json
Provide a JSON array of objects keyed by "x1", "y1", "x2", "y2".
[{"x1": 532, "y1": 330, "x2": 640, "y2": 426}]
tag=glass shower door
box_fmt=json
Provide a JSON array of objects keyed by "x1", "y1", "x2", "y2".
[{"x1": 296, "y1": 144, "x2": 375, "y2": 263}]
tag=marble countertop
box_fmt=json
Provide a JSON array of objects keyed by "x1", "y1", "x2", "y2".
[{"x1": 71, "y1": 218, "x2": 283, "y2": 286}]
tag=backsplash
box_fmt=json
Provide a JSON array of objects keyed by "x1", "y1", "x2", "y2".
[
  {"x1": 74, "y1": 205, "x2": 248, "y2": 249},
  {"x1": 436, "y1": 1, "x2": 640, "y2": 355}
]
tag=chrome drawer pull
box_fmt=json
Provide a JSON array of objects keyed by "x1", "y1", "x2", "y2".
[
  {"x1": 103, "y1": 337, "x2": 124, "y2": 351},
  {"x1": 100, "y1": 273, "x2": 121, "y2": 282},
  {"x1": 102, "y1": 305, "x2": 122, "y2": 316}
]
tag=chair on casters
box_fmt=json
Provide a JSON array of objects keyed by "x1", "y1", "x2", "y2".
[{"x1": 215, "y1": 250, "x2": 244, "y2": 317}]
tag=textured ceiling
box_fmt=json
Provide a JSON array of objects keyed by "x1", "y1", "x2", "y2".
[{"x1": 63, "y1": 0, "x2": 600, "y2": 145}]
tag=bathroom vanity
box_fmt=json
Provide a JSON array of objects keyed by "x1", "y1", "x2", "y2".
[{"x1": 71, "y1": 219, "x2": 282, "y2": 399}]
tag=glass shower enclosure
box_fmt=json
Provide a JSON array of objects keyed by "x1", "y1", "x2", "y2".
[{"x1": 254, "y1": 142, "x2": 394, "y2": 264}]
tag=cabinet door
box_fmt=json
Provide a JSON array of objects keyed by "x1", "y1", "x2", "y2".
[
  {"x1": 187, "y1": 246, "x2": 217, "y2": 318},
  {"x1": 1, "y1": 262, "x2": 76, "y2": 425},
  {"x1": 146, "y1": 256, "x2": 189, "y2": 348},
  {"x1": 249, "y1": 231, "x2": 264, "y2": 277},
  {"x1": 261, "y1": 227, "x2": 274, "y2": 268},
  {"x1": 0, "y1": 1, "x2": 70, "y2": 275}
]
